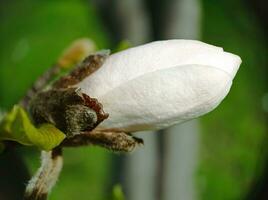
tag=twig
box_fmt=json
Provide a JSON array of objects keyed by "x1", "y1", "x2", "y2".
[{"x1": 24, "y1": 148, "x2": 63, "y2": 200}]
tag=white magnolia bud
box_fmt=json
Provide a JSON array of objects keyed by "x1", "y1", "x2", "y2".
[{"x1": 77, "y1": 40, "x2": 241, "y2": 132}]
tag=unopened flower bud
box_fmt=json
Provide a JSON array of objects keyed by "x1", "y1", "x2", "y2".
[{"x1": 77, "y1": 40, "x2": 241, "y2": 132}]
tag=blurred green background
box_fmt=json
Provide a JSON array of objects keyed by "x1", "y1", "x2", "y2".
[{"x1": 0, "y1": 0, "x2": 268, "y2": 200}]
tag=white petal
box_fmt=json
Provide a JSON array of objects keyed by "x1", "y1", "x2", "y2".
[
  {"x1": 77, "y1": 40, "x2": 241, "y2": 98},
  {"x1": 97, "y1": 64, "x2": 233, "y2": 132}
]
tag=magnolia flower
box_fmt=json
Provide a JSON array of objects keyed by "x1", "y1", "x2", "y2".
[{"x1": 77, "y1": 40, "x2": 241, "y2": 132}]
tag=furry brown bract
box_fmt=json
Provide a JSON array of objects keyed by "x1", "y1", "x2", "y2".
[
  {"x1": 29, "y1": 52, "x2": 110, "y2": 137},
  {"x1": 29, "y1": 88, "x2": 107, "y2": 137},
  {"x1": 61, "y1": 130, "x2": 143, "y2": 152}
]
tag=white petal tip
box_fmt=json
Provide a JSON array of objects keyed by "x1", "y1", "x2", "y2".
[{"x1": 223, "y1": 52, "x2": 242, "y2": 79}]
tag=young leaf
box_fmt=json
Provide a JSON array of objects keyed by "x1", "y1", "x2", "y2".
[{"x1": 0, "y1": 105, "x2": 65, "y2": 151}]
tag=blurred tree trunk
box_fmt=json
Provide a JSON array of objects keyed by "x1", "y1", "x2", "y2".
[
  {"x1": 161, "y1": 0, "x2": 201, "y2": 200},
  {"x1": 91, "y1": 2, "x2": 158, "y2": 200}
]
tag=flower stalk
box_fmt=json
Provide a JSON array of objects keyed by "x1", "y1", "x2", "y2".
[{"x1": 24, "y1": 148, "x2": 63, "y2": 200}]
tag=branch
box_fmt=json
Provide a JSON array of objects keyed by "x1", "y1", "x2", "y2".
[{"x1": 24, "y1": 148, "x2": 63, "y2": 200}]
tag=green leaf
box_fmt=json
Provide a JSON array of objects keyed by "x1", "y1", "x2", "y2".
[
  {"x1": 32, "y1": 124, "x2": 66, "y2": 151},
  {"x1": 112, "y1": 184, "x2": 125, "y2": 200},
  {"x1": 0, "y1": 105, "x2": 65, "y2": 151}
]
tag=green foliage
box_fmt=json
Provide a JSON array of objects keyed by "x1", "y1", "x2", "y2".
[
  {"x1": 0, "y1": 105, "x2": 65, "y2": 151},
  {"x1": 0, "y1": 0, "x2": 113, "y2": 199},
  {"x1": 0, "y1": 0, "x2": 110, "y2": 109},
  {"x1": 198, "y1": 0, "x2": 268, "y2": 199}
]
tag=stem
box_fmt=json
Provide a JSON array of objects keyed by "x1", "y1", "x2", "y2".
[{"x1": 24, "y1": 148, "x2": 63, "y2": 200}]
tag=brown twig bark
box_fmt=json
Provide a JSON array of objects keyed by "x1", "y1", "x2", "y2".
[{"x1": 24, "y1": 148, "x2": 63, "y2": 200}]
